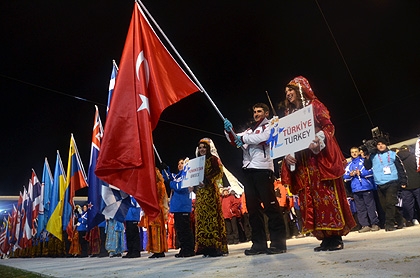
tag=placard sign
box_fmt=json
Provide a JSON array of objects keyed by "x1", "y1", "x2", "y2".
[
  {"x1": 267, "y1": 104, "x2": 315, "y2": 159},
  {"x1": 180, "y1": 156, "x2": 205, "y2": 188}
]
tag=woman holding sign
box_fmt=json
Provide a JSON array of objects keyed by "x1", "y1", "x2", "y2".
[
  {"x1": 280, "y1": 76, "x2": 356, "y2": 252},
  {"x1": 194, "y1": 138, "x2": 228, "y2": 257}
]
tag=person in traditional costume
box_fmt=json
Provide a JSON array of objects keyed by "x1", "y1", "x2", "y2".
[
  {"x1": 280, "y1": 76, "x2": 356, "y2": 251},
  {"x1": 142, "y1": 168, "x2": 169, "y2": 258},
  {"x1": 194, "y1": 138, "x2": 228, "y2": 257},
  {"x1": 105, "y1": 218, "x2": 124, "y2": 257},
  {"x1": 86, "y1": 225, "x2": 101, "y2": 257}
]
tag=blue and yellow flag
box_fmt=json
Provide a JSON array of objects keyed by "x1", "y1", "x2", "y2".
[{"x1": 46, "y1": 151, "x2": 66, "y2": 241}]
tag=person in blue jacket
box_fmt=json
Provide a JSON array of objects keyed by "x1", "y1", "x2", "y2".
[
  {"x1": 364, "y1": 137, "x2": 407, "y2": 231},
  {"x1": 344, "y1": 147, "x2": 380, "y2": 233},
  {"x1": 76, "y1": 204, "x2": 89, "y2": 257},
  {"x1": 168, "y1": 158, "x2": 195, "y2": 258},
  {"x1": 123, "y1": 199, "x2": 141, "y2": 258}
]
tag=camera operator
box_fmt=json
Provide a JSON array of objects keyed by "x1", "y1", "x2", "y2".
[{"x1": 363, "y1": 137, "x2": 407, "y2": 231}]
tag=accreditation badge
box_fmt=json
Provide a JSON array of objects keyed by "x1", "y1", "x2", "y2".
[{"x1": 383, "y1": 166, "x2": 391, "y2": 175}]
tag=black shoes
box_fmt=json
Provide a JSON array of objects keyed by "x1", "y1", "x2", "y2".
[
  {"x1": 314, "y1": 246, "x2": 329, "y2": 252},
  {"x1": 245, "y1": 243, "x2": 287, "y2": 256},
  {"x1": 327, "y1": 243, "x2": 344, "y2": 251},
  {"x1": 149, "y1": 252, "x2": 165, "y2": 259},
  {"x1": 266, "y1": 247, "x2": 287, "y2": 255},
  {"x1": 385, "y1": 226, "x2": 396, "y2": 232},
  {"x1": 244, "y1": 248, "x2": 266, "y2": 256},
  {"x1": 314, "y1": 244, "x2": 343, "y2": 252},
  {"x1": 406, "y1": 221, "x2": 414, "y2": 227},
  {"x1": 122, "y1": 252, "x2": 141, "y2": 258},
  {"x1": 314, "y1": 237, "x2": 344, "y2": 252},
  {"x1": 175, "y1": 252, "x2": 195, "y2": 258},
  {"x1": 109, "y1": 253, "x2": 122, "y2": 258}
]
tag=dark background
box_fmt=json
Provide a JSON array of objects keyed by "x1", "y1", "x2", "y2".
[{"x1": 1, "y1": 1, "x2": 419, "y2": 198}]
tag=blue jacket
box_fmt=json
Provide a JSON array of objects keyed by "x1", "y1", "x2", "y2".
[
  {"x1": 169, "y1": 173, "x2": 192, "y2": 213},
  {"x1": 344, "y1": 156, "x2": 375, "y2": 192},
  {"x1": 364, "y1": 149, "x2": 407, "y2": 186},
  {"x1": 77, "y1": 211, "x2": 88, "y2": 232},
  {"x1": 125, "y1": 199, "x2": 141, "y2": 222}
]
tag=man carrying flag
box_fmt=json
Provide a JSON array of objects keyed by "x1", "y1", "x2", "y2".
[{"x1": 96, "y1": 2, "x2": 199, "y2": 219}]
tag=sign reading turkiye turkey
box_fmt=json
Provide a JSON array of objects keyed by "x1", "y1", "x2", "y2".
[{"x1": 267, "y1": 104, "x2": 315, "y2": 159}]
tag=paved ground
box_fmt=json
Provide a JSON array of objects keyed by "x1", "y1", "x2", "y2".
[{"x1": 1, "y1": 226, "x2": 420, "y2": 277}]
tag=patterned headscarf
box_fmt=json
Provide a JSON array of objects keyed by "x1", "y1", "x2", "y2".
[
  {"x1": 287, "y1": 76, "x2": 316, "y2": 101},
  {"x1": 196, "y1": 137, "x2": 219, "y2": 158}
]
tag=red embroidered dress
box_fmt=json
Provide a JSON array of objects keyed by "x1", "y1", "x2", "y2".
[{"x1": 281, "y1": 76, "x2": 356, "y2": 240}]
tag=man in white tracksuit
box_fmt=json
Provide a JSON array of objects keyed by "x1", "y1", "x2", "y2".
[{"x1": 224, "y1": 103, "x2": 287, "y2": 255}]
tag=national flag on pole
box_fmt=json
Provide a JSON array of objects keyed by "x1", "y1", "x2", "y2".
[
  {"x1": 31, "y1": 169, "x2": 42, "y2": 237},
  {"x1": 9, "y1": 204, "x2": 17, "y2": 245},
  {"x1": 107, "y1": 60, "x2": 118, "y2": 115},
  {"x1": 38, "y1": 158, "x2": 53, "y2": 237},
  {"x1": 101, "y1": 185, "x2": 132, "y2": 223},
  {"x1": 95, "y1": 2, "x2": 199, "y2": 219},
  {"x1": 87, "y1": 106, "x2": 106, "y2": 230},
  {"x1": 63, "y1": 134, "x2": 88, "y2": 236},
  {"x1": 22, "y1": 184, "x2": 32, "y2": 247},
  {"x1": 46, "y1": 151, "x2": 67, "y2": 241},
  {"x1": 14, "y1": 192, "x2": 23, "y2": 248},
  {"x1": 0, "y1": 216, "x2": 10, "y2": 255},
  {"x1": 101, "y1": 61, "x2": 132, "y2": 223}
]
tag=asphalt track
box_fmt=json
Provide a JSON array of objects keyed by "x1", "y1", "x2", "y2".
[{"x1": 1, "y1": 225, "x2": 420, "y2": 277}]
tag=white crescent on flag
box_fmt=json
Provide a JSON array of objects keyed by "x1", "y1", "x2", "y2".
[{"x1": 136, "y1": 50, "x2": 150, "y2": 113}]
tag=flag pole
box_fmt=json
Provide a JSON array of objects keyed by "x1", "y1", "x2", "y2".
[
  {"x1": 112, "y1": 59, "x2": 119, "y2": 71},
  {"x1": 153, "y1": 144, "x2": 170, "y2": 180},
  {"x1": 136, "y1": 0, "x2": 225, "y2": 121},
  {"x1": 152, "y1": 144, "x2": 162, "y2": 164}
]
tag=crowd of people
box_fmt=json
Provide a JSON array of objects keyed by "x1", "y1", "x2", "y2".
[{"x1": 2, "y1": 76, "x2": 419, "y2": 260}]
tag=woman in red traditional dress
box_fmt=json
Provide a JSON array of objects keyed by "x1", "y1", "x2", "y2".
[{"x1": 280, "y1": 76, "x2": 356, "y2": 251}]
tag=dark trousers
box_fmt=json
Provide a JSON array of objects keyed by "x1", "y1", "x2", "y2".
[
  {"x1": 373, "y1": 189, "x2": 386, "y2": 228},
  {"x1": 353, "y1": 190, "x2": 379, "y2": 227},
  {"x1": 225, "y1": 217, "x2": 239, "y2": 244},
  {"x1": 99, "y1": 226, "x2": 108, "y2": 256},
  {"x1": 240, "y1": 213, "x2": 252, "y2": 242},
  {"x1": 78, "y1": 231, "x2": 88, "y2": 256},
  {"x1": 174, "y1": 212, "x2": 194, "y2": 255},
  {"x1": 243, "y1": 169, "x2": 286, "y2": 250},
  {"x1": 401, "y1": 188, "x2": 420, "y2": 221},
  {"x1": 125, "y1": 221, "x2": 140, "y2": 255},
  {"x1": 377, "y1": 182, "x2": 403, "y2": 228}
]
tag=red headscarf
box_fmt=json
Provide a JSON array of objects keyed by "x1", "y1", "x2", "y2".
[{"x1": 287, "y1": 76, "x2": 316, "y2": 101}]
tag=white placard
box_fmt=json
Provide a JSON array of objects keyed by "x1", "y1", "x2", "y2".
[
  {"x1": 267, "y1": 104, "x2": 315, "y2": 159},
  {"x1": 180, "y1": 156, "x2": 205, "y2": 188}
]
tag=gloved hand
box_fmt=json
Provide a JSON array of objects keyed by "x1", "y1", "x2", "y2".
[
  {"x1": 235, "y1": 135, "x2": 243, "y2": 148},
  {"x1": 159, "y1": 162, "x2": 168, "y2": 171},
  {"x1": 224, "y1": 118, "x2": 233, "y2": 131}
]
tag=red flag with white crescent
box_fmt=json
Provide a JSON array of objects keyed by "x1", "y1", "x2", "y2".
[{"x1": 96, "y1": 3, "x2": 199, "y2": 219}]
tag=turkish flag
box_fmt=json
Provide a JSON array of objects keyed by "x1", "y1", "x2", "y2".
[{"x1": 95, "y1": 3, "x2": 199, "y2": 219}]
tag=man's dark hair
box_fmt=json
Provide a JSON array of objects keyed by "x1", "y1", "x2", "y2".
[{"x1": 253, "y1": 103, "x2": 270, "y2": 113}]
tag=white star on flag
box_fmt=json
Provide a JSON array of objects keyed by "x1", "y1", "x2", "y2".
[{"x1": 137, "y1": 94, "x2": 150, "y2": 113}]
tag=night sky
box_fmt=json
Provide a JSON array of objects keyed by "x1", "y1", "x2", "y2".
[{"x1": 1, "y1": 1, "x2": 419, "y2": 197}]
